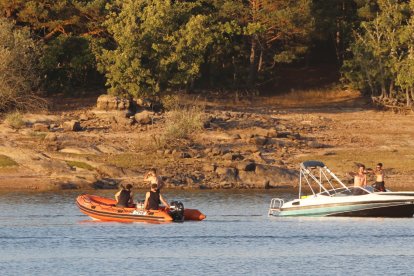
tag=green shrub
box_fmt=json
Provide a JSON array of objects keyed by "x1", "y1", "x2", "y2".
[
  {"x1": 4, "y1": 112, "x2": 25, "y2": 129},
  {"x1": 97, "y1": 1, "x2": 216, "y2": 97},
  {"x1": 0, "y1": 18, "x2": 45, "y2": 112},
  {"x1": 160, "y1": 94, "x2": 180, "y2": 111},
  {"x1": 41, "y1": 35, "x2": 101, "y2": 95}
]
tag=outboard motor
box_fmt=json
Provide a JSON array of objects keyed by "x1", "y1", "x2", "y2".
[{"x1": 169, "y1": 201, "x2": 184, "y2": 222}]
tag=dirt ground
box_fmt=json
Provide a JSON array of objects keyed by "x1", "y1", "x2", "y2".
[{"x1": 1, "y1": 89, "x2": 413, "y2": 191}]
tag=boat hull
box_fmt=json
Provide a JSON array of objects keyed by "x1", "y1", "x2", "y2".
[
  {"x1": 76, "y1": 194, "x2": 206, "y2": 223},
  {"x1": 279, "y1": 201, "x2": 414, "y2": 217},
  {"x1": 331, "y1": 203, "x2": 414, "y2": 217}
]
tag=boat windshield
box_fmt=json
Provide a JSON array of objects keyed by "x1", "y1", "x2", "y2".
[
  {"x1": 318, "y1": 187, "x2": 371, "y2": 197},
  {"x1": 297, "y1": 161, "x2": 374, "y2": 199}
]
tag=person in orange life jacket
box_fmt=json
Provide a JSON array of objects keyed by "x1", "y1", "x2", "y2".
[
  {"x1": 115, "y1": 184, "x2": 134, "y2": 207},
  {"x1": 144, "y1": 183, "x2": 170, "y2": 210}
]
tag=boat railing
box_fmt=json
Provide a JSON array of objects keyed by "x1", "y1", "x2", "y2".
[{"x1": 268, "y1": 198, "x2": 284, "y2": 216}]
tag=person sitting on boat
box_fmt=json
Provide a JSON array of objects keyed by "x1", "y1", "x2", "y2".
[
  {"x1": 354, "y1": 164, "x2": 367, "y2": 188},
  {"x1": 372, "y1": 163, "x2": 386, "y2": 192},
  {"x1": 144, "y1": 168, "x2": 164, "y2": 191},
  {"x1": 144, "y1": 183, "x2": 170, "y2": 210},
  {"x1": 115, "y1": 184, "x2": 134, "y2": 207}
]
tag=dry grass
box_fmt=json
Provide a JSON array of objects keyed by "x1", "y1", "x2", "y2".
[
  {"x1": 0, "y1": 154, "x2": 18, "y2": 167},
  {"x1": 260, "y1": 89, "x2": 360, "y2": 107},
  {"x1": 29, "y1": 131, "x2": 47, "y2": 139},
  {"x1": 164, "y1": 105, "x2": 205, "y2": 140},
  {"x1": 4, "y1": 112, "x2": 25, "y2": 129},
  {"x1": 160, "y1": 94, "x2": 180, "y2": 111},
  {"x1": 168, "y1": 88, "x2": 361, "y2": 109},
  {"x1": 65, "y1": 160, "x2": 94, "y2": 171},
  {"x1": 104, "y1": 153, "x2": 172, "y2": 169}
]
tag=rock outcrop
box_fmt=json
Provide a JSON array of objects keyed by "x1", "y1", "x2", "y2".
[{"x1": 96, "y1": 95, "x2": 130, "y2": 111}]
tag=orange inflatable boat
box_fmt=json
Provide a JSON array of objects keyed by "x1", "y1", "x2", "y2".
[{"x1": 76, "y1": 194, "x2": 206, "y2": 223}]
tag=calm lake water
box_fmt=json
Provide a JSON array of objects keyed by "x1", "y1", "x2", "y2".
[{"x1": 1, "y1": 189, "x2": 414, "y2": 275}]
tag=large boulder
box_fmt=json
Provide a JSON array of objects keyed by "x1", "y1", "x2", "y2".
[
  {"x1": 203, "y1": 163, "x2": 216, "y2": 172},
  {"x1": 59, "y1": 147, "x2": 101, "y2": 155},
  {"x1": 32, "y1": 123, "x2": 49, "y2": 132},
  {"x1": 216, "y1": 167, "x2": 238, "y2": 182},
  {"x1": 134, "y1": 98, "x2": 152, "y2": 108},
  {"x1": 96, "y1": 95, "x2": 130, "y2": 111},
  {"x1": 307, "y1": 140, "x2": 326, "y2": 148},
  {"x1": 97, "y1": 165, "x2": 125, "y2": 178},
  {"x1": 62, "y1": 120, "x2": 82, "y2": 132},
  {"x1": 254, "y1": 164, "x2": 297, "y2": 187},
  {"x1": 134, "y1": 110, "x2": 153, "y2": 125},
  {"x1": 235, "y1": 161, "x2": 256, "y2": 172},
  {"x1": 44, "y1": 133, "x2": 58, "y2": 141},
  {"x1": 250, "y1": 127, "x2": 278, "y2": 138},
  {"x1": 249, "y1": 136, "x2": 268, "y2": 146},
  {"x1": 237, "y1": 164, "x2": 297, "y2": 188},
  {"x1": 238, "y1": 171, "x2": 268, "y2": 188},
  {"x1": 111, "y1": 112, "x2": 134, "y2": 128}
]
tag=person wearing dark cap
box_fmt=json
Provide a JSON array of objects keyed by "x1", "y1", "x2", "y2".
[
  {"x1": 115, "y1": 184, "x2": 134, "y2": 207},
  {"x1": 144, "y1": 183, "x2": 170, "y2": 210}
]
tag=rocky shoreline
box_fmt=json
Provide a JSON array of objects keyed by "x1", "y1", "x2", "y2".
[{"x1": 1, "y1": 93, "x2": 413, "y2": 191}]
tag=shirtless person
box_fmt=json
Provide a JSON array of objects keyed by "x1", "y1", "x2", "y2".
[
  {"x1": 144, "y1": 168, "x2": 164, "y2": 190},
  {"x1": 373, "y1": 163, "x2": 386, "y2": 192},
  {"x1": 354, "y1": 164, "x2": 367, "y2": 187}
]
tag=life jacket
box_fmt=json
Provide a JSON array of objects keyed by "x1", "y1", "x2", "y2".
[
  {"x1": 117, "y1": 189, "x2": 131, "y2": 207},
  {"x1": 147, "y1": 190, "x2": 160, "y2": 210}
]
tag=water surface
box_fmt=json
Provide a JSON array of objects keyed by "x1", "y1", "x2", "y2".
[{"x1": 0, "y1": 190, "x2": 413, "y2": 275}]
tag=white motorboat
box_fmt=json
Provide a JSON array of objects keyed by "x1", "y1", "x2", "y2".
[{"x1": 268, "y1": 161, "x2": 414, "y2": 217}]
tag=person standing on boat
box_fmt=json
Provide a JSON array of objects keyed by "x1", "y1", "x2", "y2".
[
  {"x1": 354, "y1": 164, "x2": 367, "y2": 187},
  {"x1": 144, "y1": 183, "x2": 170, "y2": 210},
  {"x1": 115, "y1": 184, "x2": 134, "y2": 207},
  {"x1": 373, "y1": 163, "x2": 386, "y2": 192},
  {"x1": 144, "y1": 168, "x2": 164, "y2": 191}
]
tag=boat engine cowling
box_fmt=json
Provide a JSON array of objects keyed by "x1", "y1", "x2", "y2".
[{"x1": 169, "y1": 201, "x2": 184, "y2": 222}]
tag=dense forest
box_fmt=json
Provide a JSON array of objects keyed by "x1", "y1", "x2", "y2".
[{"x1": 1, "y1": 0, "x2": 414, "y2": 111}]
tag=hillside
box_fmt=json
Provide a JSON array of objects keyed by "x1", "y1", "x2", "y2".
[{"x1": 1, "y1": 89, "x2": 413, "y2": 191}]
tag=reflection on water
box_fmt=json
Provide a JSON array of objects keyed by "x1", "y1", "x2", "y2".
[{"x1": 0, "y1": 189, "x2": 414, "y2": 275}]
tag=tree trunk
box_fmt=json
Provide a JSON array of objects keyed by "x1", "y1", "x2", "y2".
[
  {"x1": 334, "y1": 0, "x2": 346, "y2": 65},
  {"x1": 406, "y1": 88, "x2": 411, "y2": 107},
  {"x1": 364, "y1": 71, "x2": 375, "y2": 97},
  {"x1": 380, "y1": 85, "x2": 386, "y2": 99},
  {"x1": 248, "y1": 36, "x2": 259, "y2": 88},
  {"x1": 258, "y1": 49, "x2": 263, "y2": 72},
  {"x1": 389, "y1": 81, "x2": 394, "y2": 99},
  {"x1": 232, "y1": 56, "x2": 237, "y2": 88},
  {"x1": 186, "y1": 78, "x2": 195, "y2": 93}
]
